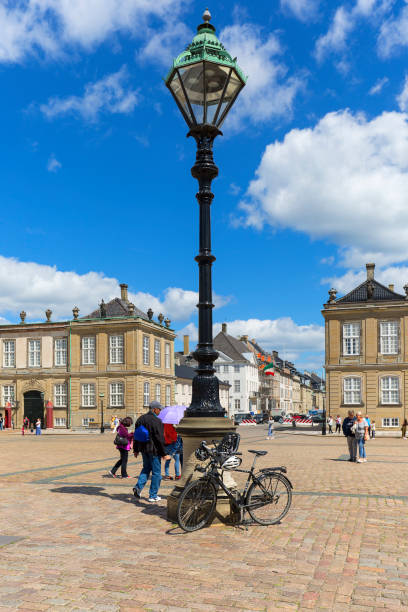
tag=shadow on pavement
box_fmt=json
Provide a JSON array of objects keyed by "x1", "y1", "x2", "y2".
[{"x1": 50, "y1": 485, "x2": 168, "y2": 521}]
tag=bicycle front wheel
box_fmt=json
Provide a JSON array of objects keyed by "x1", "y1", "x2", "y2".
[
  {"x1": 177, "y1": 478, "x2": 217, "y2": 532},
  {"x1": 246, "y1": 473, "x2": 292, "y2": 525}
]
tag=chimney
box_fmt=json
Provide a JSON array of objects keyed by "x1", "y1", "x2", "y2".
[
  {"x1": 389, "y1": 284, "x2": 394, "y2": 292},
  {"x1": 272, "y1": 350, "x2": 279, "y2": 358},
  {"x1": 183, "y1": 335, "x2": 189, "y2": 356},
  {"x1": 366, "y1": 263, "x2": 375, "y2": 281},
  {"x1": 221, "y1": 323, "x2": 227, "y2": 333},
  {"x1": 120, "y1": 283, "x2": 128, "y2": 302}
]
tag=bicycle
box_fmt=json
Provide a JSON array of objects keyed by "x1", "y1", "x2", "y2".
[{"x1": 177, "y1": 433, "x2": 293, "y2": 532}]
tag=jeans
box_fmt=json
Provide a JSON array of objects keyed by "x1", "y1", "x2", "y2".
[
  {"x1": 35, "y1": 427, "x2": 41, "y2": 435},
  {"x1": 357, "y1": 438, "x2": 366, "y2": 459},
  {"x1": 112, "y1": 448, "x2": 129, "y2": 477},
  {"x1": 136, "y1": 453, "x2": 162, "y2": 498},
  {"x1": 347, "y1": 436, "x2": 357, "y2": 461},
  {"x1": 267, "y1": 424, "x2": 274, "y2": 437},
  {"x1": 165, "y1": 453, "x2": 181, "y2": 477}
]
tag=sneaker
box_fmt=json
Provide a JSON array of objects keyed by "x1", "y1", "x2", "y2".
[
  {"x1": 133, "y1": 487, "x2": 142, "y2": 498},
  {"x1": 363, "y1": 458, "x2": 367, "y2": 462},
  {"x1": 175, "y1": 475, "x2": 181, "y2": 480},
  {"x1": 357, "y1": 459, "x2": 363, "y2": 463},
  {"x1": 148, "y1": 496, "x2": 162, "y2": 502},
  {"x1": 108, "y1": 471, "x2": 117, "y2": 478},
  {"x1": 163, "y1": 475, "x2": 173, "y2": 480},
  {"x1": 121, "y1": 475, "x2": 131, "y2": 478}
]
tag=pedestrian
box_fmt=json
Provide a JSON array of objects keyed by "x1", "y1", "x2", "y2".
[
  {"x1": 402, "y1": 419, "x2": 408, "y2": 439},
  {"x1": 267, "y1": 415, "x2": 274, "y2": 439},
  {"x1": 133, "y1": 401, "x2": 170, "y2": 503},
  {"x1": 371, "y1": 420, "x2": 376, "y2": 438},
  {"x1": 23, "y1": 417, "x2": 29, "y2": 430},
  {"x1": 163, "y1": 424, "x2": 181, "y2": 480},
  {"x1": 108, "y1": 417, "x2": 134, "y2": 478},
  {"x1": 21, "y1": 424, "x2": 24, "y2": 436},
  {"x1": 355, "y1": 411, "x2": 369, "y2": 463},
  {"x1": 328, "y1": 416, "x2": 333, "y2": 434},
  {"x1": 364, "y1": 414, "x2": 371, "y2": 438},
  {"x1": 110, "y1": 416, "x2": 115, "y2": 432},
  {"x1": 0, "y1": 415, "x2": 3, "y2": 431},
  {"x1": 35, "y1": 418, "x2": 41, "y2": 435},
  {"x1": 335, "y1": 415, "x2": 341, "y2": 434},
  {"x1": 342, "y1": 410, "x2": 357, "y2": 462},
  {"x1": 113, "y1": 415, "x2": 120, "y2": 432}
]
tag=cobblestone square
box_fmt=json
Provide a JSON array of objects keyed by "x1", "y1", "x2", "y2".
[{"x1": 0, "y1": 427, "x2": 407, "y2": 611}]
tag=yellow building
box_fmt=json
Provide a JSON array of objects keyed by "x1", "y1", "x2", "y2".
[
  {"x1": 323, "y1": 263, "x2": 408, "y2": 431},
  {"x1": 0, "y1": 284, "x2": 175, "y2": 429}
]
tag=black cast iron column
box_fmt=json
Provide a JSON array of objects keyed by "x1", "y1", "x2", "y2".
[{"x1": 186, "y1": 125, "x2": 224, "y2": 417}]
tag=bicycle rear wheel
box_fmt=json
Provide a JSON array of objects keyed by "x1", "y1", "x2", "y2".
[
  {"x1": 246, "y1": 473, "x2": 292, "y2": 525},
  {"x1": 177, "y1": 478, "x2": 217, "y2": 532}
]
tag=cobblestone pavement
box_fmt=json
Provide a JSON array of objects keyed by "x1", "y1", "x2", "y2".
[{"x1": 0, "y1": 427, "x2": 408, "y2": 611}]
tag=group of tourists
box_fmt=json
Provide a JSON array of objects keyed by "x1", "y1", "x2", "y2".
[
  {"x1": 21, "y1": 417, "x2": 42, "y2": 435},
  {"x1": 342, "y1": 410, "x2": 374, "y2": 462},
  {"x1": 108, "y1": 401, "x2": 183, "y2": 503}
]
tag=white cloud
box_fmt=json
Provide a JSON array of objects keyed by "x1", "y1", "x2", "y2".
[
  {"x1": 219, "y1": 23, "x2": 304, "y2": 128},
  {"x1": 46, "y1": 154, "x2": 61, "y2": 172},
  {"x1": 369, "y1": 76, "x2": 388, "y2": 95},
  {"x1": 137, "y1": 21, "x2": 192, "y2": 66},
  {"x1": 239, "y1": 109, "x2": 408, "y2": 267},
  {"x1": 40, "y1": 66, "x2": 138, "y2": 121},
  {"x1": 0, "y1": 254, "x2": 226, "y2": 322},
  {"x1": 280, "y1": 0, "x2": 320, "y2": 21},
  {"x1": 178, "y1": 318, "x2": 324, "y2": 364},
  {"x1": 315, "y1": 0, "x2": 389, "y2": 62},
  {"x1": 397, "y1": 75, "x2": 408, "y2": 111},
  {"x1": 378, "y1": 3, "x2": 408, "y2": 57},
  {"x1": 323, "y1": 264, "x2": 408, "y2": 296},
  {"x1": 0, "y1": 0, "x2": 186, "y2": 63}
]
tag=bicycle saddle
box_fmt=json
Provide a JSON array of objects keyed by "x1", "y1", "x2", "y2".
[{"x1": 248, "y1": 449, "x2": 268, "y2": 456}]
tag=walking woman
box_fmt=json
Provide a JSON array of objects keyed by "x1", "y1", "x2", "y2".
[
  {"x1": 109, "y1": 417, "x2": 133, "y2": 478},
  {"x1": 402, "y1": 419, "x2": 408, "y2": 439},
  {"x1": 355, "y1": 411, "x2": 369, "y2": 462}
]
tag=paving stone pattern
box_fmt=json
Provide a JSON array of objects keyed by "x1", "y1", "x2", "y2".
[{"x1": 0, "y1": 428, "x2": 407, "y2": 610}]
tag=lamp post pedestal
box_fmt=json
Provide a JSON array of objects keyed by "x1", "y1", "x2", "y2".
[{"x1": 166, "y1": 416, "x2": 238, "y2": 524}]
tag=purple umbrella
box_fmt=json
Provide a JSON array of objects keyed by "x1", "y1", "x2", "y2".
[{"x1": 158, "y1": 405, "x2": 186, "y2": 425}]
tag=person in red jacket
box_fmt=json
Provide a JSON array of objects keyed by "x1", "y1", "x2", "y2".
[{"x1": 163, "y1": 424, "x2": 181, "y2": 480}]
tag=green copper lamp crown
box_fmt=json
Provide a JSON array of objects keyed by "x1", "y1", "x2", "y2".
[{"x1": 165, "y1": 8, "x2": 247, "y2": 128}]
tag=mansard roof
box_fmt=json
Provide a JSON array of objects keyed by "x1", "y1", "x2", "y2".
[
  {"x1": 336, "y1": 279, "x2": 405, "y2": 303},
  {"x1": 84, "y1": 298, "x2": 149, "y2": 320}
]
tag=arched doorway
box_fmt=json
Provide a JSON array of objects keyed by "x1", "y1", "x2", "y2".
[{"x1": 24, "y1": 391, "x2": 44, "y2": 428}]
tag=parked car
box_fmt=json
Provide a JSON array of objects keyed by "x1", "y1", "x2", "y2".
[
  {"x1": 234, "y1": 413, "x2": 253, "y2": 425},
  {"x1": 312, "y1": 415, "x2": 325, "y2": 423},
  {"x1": 273, "y1": 415, "x2": 284, "y2": 423},
  {"x1": 253, "y1": 413, "x2": 268, "y2": 424}
]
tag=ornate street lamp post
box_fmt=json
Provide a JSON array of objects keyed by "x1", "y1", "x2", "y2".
[
  {"x1": 99, "y1": 392, "x2": 105, "y2": 434},
  {"x1": 165, "y1": 9, "x2": 247, "y2": 521}
]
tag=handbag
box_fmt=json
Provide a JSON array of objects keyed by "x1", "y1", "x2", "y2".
[{"x1": 114, "y1": 433, "x2": 128, "y2": 446}]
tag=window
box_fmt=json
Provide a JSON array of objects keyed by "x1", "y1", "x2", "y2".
[
  {"x1": 382, "y1": 417, "x2": 399, "y2": 427},
  {"x1": 81, "y1": 383, "x2": 96, "y2": 407},
  {"x1": 234, "y1": 399, "x2": 241, "y2": 411},
  {"x1": 54, "y1": 383, "x2": 67, "y2": 407},
  {"x1": 28, "y1": 339, "x2": 40, "y2": 367},
  {"x1": 380, "y1": 321, "x2": 399, "y2": 354},
  {"x1": 82, "y1": 417, "x2": 95, "y2": 427},
  {"x1": 343, "y1": 377, "x2": 361, "y2": 404},
  {"x1": 166, "y1": 384, "x2": 171, "y2": 406},
  {"x1": 234, "y1": 365, "x2": 240, "y2": 373},
  {"x1": 143, "y1": 382, "x2": 150, "y2": 406},
  {"x1": 82, "y1": 337, "x2": 96, "y2": 365},
  {"x1": 223, "y1": 365, "x2": 229, "y2": 373},
  {"x1": 165, "y1": 343, "x2": 170, "y2": 369},
  {"x1": 110, "y1": 382, "x2": 124, "y2": 406},
  {"x1": 54, "y1": 417, "x2": 66, "y2": 427},
  {"x1": 234, "y1": 380, "x2": 240, "y2": 392},
  {"x1": 3, "y1": 340, "x2": 15, "y2": 367},
  {"x1": 55, "y1": 338, "x2": 67, "y2": 366},
  {"x1": 155, "y1": 384, "x2": 161, "y2": 403},
  {"x1": 3, "y1": 385, "x2": 15, "y2": 405},
  {"x1": 154, "y1": 339, "x2": 161, "y2": 367},
  {"x1": 381, "y1": 376, "x2": 399, "y2": 404},
  {"x1": 184, "y1": 384, "x2": 188, "y2": 394},
  {"x1": 343, "y1": 323, "x2": 360, "y2": 355},
  {"x1": 109, "y1": 335, "x2": 124, "y2": 364},
  {"x1": 143, "y1": 336, "x2": 150, "y2": 365}
]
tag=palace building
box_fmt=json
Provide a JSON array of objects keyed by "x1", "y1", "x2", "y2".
[
  {"x1": 323, "y1": 263, "x2": 408, "y2": 431},
  {"x1": 0, "y1": 284, "x2": 175, "y2": 429}
]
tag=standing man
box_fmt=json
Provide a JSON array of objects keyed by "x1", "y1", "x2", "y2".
[
  {"x1": 133, "y1": 401, "x2": 170, "y2": 503},
  {"x1": 342, "y1": 410, "x2": 357, "y2": 462}
]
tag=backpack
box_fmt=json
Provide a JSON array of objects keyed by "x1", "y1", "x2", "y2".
[{"x1": 133, "y1": 424, "x2": 150, "y2": 443}]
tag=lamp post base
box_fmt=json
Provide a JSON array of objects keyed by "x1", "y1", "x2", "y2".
[{"x1": 166, "y1": 416, "x2": 237, "y2": 524}]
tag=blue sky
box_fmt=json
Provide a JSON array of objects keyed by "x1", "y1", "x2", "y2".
[{"x1": 2, "y1": 0, "x2": 408, "y2": 370}]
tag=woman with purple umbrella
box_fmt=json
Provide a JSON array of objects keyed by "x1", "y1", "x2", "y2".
[{"x1": 159, "y1": 406, "x2": 185, "y2": 480}]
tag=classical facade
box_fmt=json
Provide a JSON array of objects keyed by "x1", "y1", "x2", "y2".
[
  {"x1": 175, "y1": 362, "x2": 230, "y2": 413},
  {"x1": 323, "y1": 263, "x2": 408, "y2": 430},
  {"x1": 0, "y1": 284, "x2": 175, "y2": 429}
]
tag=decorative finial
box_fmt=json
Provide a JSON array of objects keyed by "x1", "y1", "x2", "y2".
[
  {"x1": 45, "y1": 309, "x2": 52, "y2": 322},
  {"x1": 100, "y1": 299, "x2": 106, "y2": 318},
  {"x1": 72, "y1": 306, "x2": 79, "y2": 320},
  {"x1": 158, "y1": 313, "x2": 164, "y2": 325},
  {"x1": 128, "y1": 302, "x2": 135, "y2": 316},
  {"x1": 328, "y1": 288, "x2": 337, "y2": 304},
  {"x1": 404, "y1": 284, "x2": 408, "y2": 300},
  {"x1": 164, "y1": 317, "x2": 171, "y2": 328},
  {"x1": 147, "y1": 308, "x2": 153, "y2": 320},
  {"x1": 203, "y1": 8, "x2": 211, "y2": 22},
  {"x1": 20, "y1": 310, "x2": 26, "y2": 324}
]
